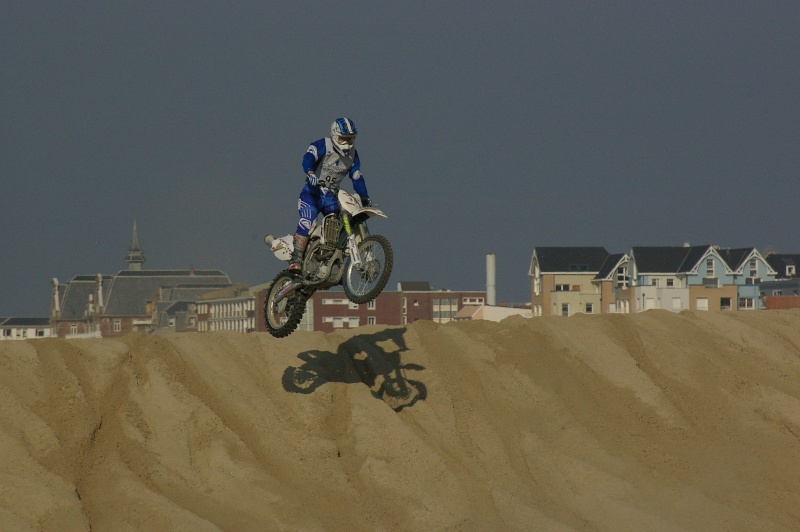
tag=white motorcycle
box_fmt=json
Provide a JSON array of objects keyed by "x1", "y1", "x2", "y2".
[{"x1": 263, "y1": 190, "x2": 393, "y2": 337}]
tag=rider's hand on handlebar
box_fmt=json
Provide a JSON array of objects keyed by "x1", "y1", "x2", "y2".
[
  {"x1": 306, "y1": 173, "x2": 319, "y2": 186},
  {"x1": 359, "y1": 195, "x2": 372, "y2": 207}
]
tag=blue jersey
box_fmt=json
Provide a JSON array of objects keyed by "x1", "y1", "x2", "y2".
[{"x1": 302, "y1": 138, "x2": 368, "y2": 198}]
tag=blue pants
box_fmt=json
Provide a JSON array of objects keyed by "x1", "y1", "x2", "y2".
[{"x1": 296, "y1": 184, "x2": 339, "y2": 236}]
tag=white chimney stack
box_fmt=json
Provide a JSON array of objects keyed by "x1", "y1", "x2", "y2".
[
  {"x1": 96, "y1": 273, "x2": 104, "y2": 309},
  {"x1": 486, "y1": 253, "x2": 496, "y2": 306}
]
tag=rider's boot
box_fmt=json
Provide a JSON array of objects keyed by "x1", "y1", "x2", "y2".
[{"x1": 289, "y1": 234, "x2": 308, "y2": 272}]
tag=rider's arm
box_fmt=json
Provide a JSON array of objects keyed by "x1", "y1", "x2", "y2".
[
  {"x1": 302, "y1": 139, "x2": 327, "y2": 176},
  {"x1": 350, "y1": 151, "x2": 369, "y2": 199}
]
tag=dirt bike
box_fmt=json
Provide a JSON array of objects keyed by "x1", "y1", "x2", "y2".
[{"x1": 263, "y1": 189, "x2": 393, "y2": 338}]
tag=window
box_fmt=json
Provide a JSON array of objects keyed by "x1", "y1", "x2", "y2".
[
  {"x1": 368, "y1": 300, "x2": 376, "y2": 310},
  {"x1": 749, "y1": 258, "x2": 758, "y2": 278},
  {"x1": 652, "y1": 279, "x2": 659, "y2": 287},
  {"x1": 561, "y1": 303, "x2": 569, "y2": 317},
  {"x1": 70, "y1": 324, "x2": 78, "y2": 335},
  {"x1": 706, "y1": 258, "x2": 715, "y2": 278},
  {"x1": 114, "y1": 320, "x2": 121, "y2": 332},
  {"x1": 333, "y1": 317, "x2": 344, "y2": 328},
  {"x1": 696, "y1": 298, "x2": 709, "y2": 311},
  {"x1": 616, "y1": 266, "x2": 629, "y2": 288},
  {"x1": 672, "y1": 297, "x2": 682, "y2": 311},
  {"x1": 739, "y1": 298, "x2": 754, "y2": 309},
  {"x1": 368, "y1": 317, "x2": 376, "y2": 325},
  {"x1": 555, "y1": 284, "x2": 569, "y2": 292},
  {"x1": 788, "y1": 265, "x2": 797, "y2": 277},
  {"x1": 348, "y1": 317, "x2": 359, "y2": 328},
  {"x1": 585, "y1": 303, "x2": 593, "y2": 314},
  {"x1": 403, "y1": 298, "x2": 407, "y2": 314},
  {"x1": 720, "y1": 297, "x2": 732, "y2": 311},
  {"x1": 323, "y1": 298, "x2": 348, "y2": 305},
  {"x1": 348, "y1": 301, "x2": 359, "y2": 310},
  {"x1": 666, "y1": 278, "x2": 674, "y2": 287}
]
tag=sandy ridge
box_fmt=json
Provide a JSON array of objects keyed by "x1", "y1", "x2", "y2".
[{"x1": 2, "y1": 309, "x2": 800, "y2": 530}]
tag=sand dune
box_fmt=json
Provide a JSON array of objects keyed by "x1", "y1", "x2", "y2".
[{"x1": 2, "y1": 309, "x2": 800, "y2": 530}]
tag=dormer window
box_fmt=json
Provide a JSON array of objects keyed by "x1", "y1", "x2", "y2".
[
  {"x1": 749, "y1": 258, "x2": 758, "y2": 278},
  {"x1": 616, "y1": 266, "x2": 629, "y2": 288},
  {"x1": 789, "y1": 265, "x2": 797, "y2": 277}
]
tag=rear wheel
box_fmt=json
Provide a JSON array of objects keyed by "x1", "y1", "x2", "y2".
[
  {"x1": 343, "y1": 234, "x2": 393, "y2": 304},
  {"x1": 264, "y1": 270, "x2": 308, "y2": 337}
]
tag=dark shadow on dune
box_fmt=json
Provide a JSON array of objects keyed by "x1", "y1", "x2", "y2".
[{"x1": 282, "y1": 327, "x2": 427, "y2": 412}]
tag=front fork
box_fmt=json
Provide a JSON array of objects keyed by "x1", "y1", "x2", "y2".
[
  {"x1": 343, "y1": 214, "x2": 367, "y2": 268},
  {"x1": 343, "y1": 214, "x2": 361, "y2": 268}
]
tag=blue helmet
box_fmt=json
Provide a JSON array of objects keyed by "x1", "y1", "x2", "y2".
[{"x1": 330, "y1": 117, "x2": 357, "y2": 155}]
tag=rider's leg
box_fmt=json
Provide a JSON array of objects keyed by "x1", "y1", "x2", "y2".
[
  {"x1": 289, "y1": 234, "x2": 308, "y2": 271},
  {"x1": 290, "y1": 188, "x2": 319, "y2": 271}
]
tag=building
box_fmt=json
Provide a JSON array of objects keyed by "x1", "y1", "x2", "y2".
[
  {"x1": 592, "y1": 253, "x2": 634, "y2": 313},
  {"x1": 717, "y1": 248, "x2": 776, "y2": 310},
  {"x1": 197, "y1": 282, "x2": 271, "y2": 333},
  {"x1": 529, "y1": 247, "x2": 610, "y2": 316},
  {"x1": 51, "y1": 223, "x2": 232, "y2": 338},
  {"x1": 0, "y1": 317, "x2": 55, "y2": 340},
  {"x1": 269, "y1": 282, "x2": 487, "y2": 333},
  {"x1": 765, "y1": 253, "x2": 800, "y2": 280},
  {"x1": 530, "y1": 244, "x2": 787, "y2": 316},
  {"x1": 759, "y1": 278, "x2": 800, "y2": 310},
  {"x1": 759, "y1": 253, "x2": 800, "y2": 310},
  {"x1": 629, "y1": 245, "x2": 776, "y2": 312}
]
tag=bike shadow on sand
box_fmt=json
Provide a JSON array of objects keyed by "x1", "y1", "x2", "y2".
[{"x1": 282, "y1": 327, "x2": 427, "y2": 412}]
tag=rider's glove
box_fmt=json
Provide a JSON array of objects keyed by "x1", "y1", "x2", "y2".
[
  {"x1": 359, "y1": 196, "x2": 372, "y2": 207},
  {"x1": 306, "y1": 173, "x2": 319, "y2": 186}
]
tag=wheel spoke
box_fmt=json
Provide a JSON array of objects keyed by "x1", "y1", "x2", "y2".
[{"x1": 265, "y1": 271, "x2": 308, "y2": 337}]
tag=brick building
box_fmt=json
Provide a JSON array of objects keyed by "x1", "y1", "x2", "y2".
[
  {"x1": 258, "y1": 282, "x2": 487, "y2": 333},
  {"x1": 51, "y1": 223, "x2": 232, "y2": 338}
]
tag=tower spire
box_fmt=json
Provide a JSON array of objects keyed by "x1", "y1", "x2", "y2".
[{"x1": 124, "y1": 221, "x2": 146, "y2": 271}]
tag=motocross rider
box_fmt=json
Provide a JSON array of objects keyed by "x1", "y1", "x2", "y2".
[{"x1": 289, "y1": 117, "x2": 371, "y2": 271}]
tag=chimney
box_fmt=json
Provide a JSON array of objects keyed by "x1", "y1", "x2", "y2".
[
  {"x1": 51, "y1": 278, "x2": 61, "y2": 316},
  {"x1": 486, "y1": 253, "x2": 496, "y2": 306},
  {"x1": 96, "y1": 273, "x2": 104, "y2": 309}
]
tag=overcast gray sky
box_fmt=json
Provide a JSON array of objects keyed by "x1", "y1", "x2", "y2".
[{"x1": 2, "y1": 1, "x2": 799, "y2": 316}]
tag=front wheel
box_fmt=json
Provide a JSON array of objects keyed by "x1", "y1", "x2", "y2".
[
  {"x1": 343, "y1": 235, "x2": 393, "y2": 304},
  {"x1": 264, "y1": 270, "x2": 309, "y2": 338}
]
